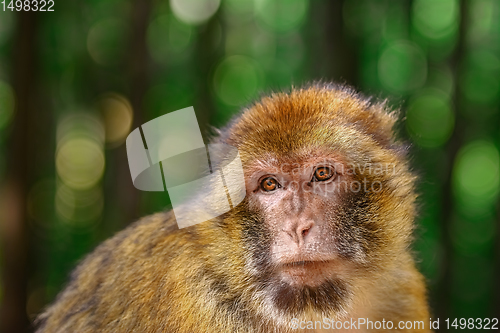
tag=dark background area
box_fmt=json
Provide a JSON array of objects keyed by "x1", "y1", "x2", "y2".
[{"x1": 0, "y1": 0, "x2": 499, "y2": 332}]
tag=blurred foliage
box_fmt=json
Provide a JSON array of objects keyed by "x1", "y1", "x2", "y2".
[{"x1": 0, "y1": 0, "x2": 499, "y2": 332}]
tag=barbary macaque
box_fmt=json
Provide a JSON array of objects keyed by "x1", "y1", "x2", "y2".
[{"x1": 36, "y1": 84, "x2": 431, "y2": 332}]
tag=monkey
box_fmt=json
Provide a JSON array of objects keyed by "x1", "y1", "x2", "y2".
[{"x1": 35, "y1": 83, "x2": 431, "y2": 333}]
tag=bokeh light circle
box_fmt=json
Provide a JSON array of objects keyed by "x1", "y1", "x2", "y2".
[
  {"x1": 412, "y1": 0, "x2": 458, "y2": 41},
  {"x1": 98, "y1": 93, "x2": 133, "y2": 146},
  {"x1": 255, "y1": 0, "x2": 308, "y2": 33},
  {"x1": 406, "y1": 89, "x2": 454, "y2": 148},
  {"x1": 378, "y1": 41, "x2": 427, "y2": 94},
  {"x1": 453, "y1": 140, "x2": 500, "y2": 210},
  {"x1": 147, "y1": 15, "x2": 194, "y2": 65},
  {"x1": 170, "y1": 0, "x2": 221, "y2": 25},
  {"x1": 56, "y1": 113, "x2": 105, "y2": 190},
  {"x1": 56, "y1": 138, "x2": 105, "y2": 190},
  {"x1": 87, "y1": 19, "x2": 126, "y2": 66},
  {"x1": 56, "y1": 184, "x2": 104, "y2": 227},
  {"x1": 213, "y1": 55, "x2": 263, "y2": 106}
]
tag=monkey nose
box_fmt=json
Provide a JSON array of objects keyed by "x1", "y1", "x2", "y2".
[{"x1": 284, "y1": 221, "x2": 315, "y2": 246}]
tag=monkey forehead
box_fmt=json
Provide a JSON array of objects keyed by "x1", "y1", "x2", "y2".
[
  {"x1": 224, "y1": 84, "x2": 399, "y2": 155},
  {"x1": 241, "y1": 149, "x2": 347, "y2": 175}
]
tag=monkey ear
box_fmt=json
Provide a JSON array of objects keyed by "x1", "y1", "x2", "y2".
[
  {"x1": 355, "y1": 99, "x2": 400, "y2": 149},
  {"x1": 318, "y1": 83, "x2": 401, "y2": 149}
]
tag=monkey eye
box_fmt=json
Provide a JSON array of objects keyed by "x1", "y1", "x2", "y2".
[
  {"x1": 260, "y1": 177, "x2": 280, "y2": 192},
  {"x1": 312, "y1": 166, "x2": 334, "y2": 182}
]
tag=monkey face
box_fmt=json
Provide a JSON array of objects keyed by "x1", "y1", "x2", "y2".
[
  {"x1": 233, "y1": 148, "x2": 387, "y2": 316},
  {"x1": 222, "y1": 85, "x2": 415, "y2": 317},
  {"x1": 245, "y1": 154, "x2": 354, "y2": 286}
]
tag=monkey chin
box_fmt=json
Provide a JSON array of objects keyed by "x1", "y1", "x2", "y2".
[
  {"x1": 264, "y1": 256, "x2": 352, "y2": 314},
  {"x1": 268, "y1": 260, "x2": 349, "y2": 315}
]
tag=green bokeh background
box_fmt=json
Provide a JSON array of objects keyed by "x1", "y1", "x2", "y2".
[{"x1": 0, "y1": 0, "x2": 499, "y2": 332}]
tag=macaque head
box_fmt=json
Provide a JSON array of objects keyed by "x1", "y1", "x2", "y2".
[{"x1": 219, "y1": 84, "x2": 416, "y2": 317}]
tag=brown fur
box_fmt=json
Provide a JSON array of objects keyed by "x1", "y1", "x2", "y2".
[{"x1": 35, "y1": 84, "x2": 431, "y2": 332}]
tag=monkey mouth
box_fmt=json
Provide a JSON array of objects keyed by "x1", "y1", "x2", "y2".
[
  {"x1": 278, "y1": 260, "x2": 336, "y2": 286},
  {"x1": 281, "y1": 259, "x2": 334, "y2": 269}
]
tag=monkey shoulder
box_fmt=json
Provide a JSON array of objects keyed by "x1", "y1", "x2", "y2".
[{"x1": 35, "y1": 210, "x2": 189, "y2": 332}]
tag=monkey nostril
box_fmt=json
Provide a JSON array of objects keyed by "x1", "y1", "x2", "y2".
[
  {"x1": 284, "y1": 223, "x2": 314, "y2": 244},
  {"x1": 300, "y1": 224, "x2": 314, "y2": 240}
]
